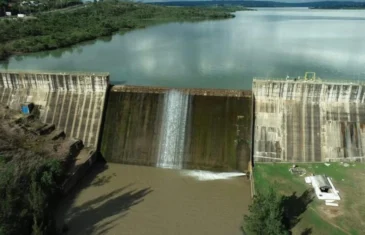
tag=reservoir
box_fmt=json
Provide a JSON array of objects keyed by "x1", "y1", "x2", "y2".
[{"x1": 1, "y1": 8, "x2": 365, "y2": 89}]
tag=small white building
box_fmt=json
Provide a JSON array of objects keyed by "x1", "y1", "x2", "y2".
[
  {"x1": 5, "y1": 12, "x2": 12, "y2": 16},
  {"x1": 305, "y1": 175, "x2": 340, "y2": 206}
]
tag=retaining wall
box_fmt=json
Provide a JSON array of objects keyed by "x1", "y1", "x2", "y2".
[
  {"x1": 253, "y1": 79, "x2": 365, "y2": 162},
  {"x1": 0, "y1": 70, "x2": 109, "y2": 149}
]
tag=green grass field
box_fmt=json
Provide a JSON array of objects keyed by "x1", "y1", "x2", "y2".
[{"x1": 253, "y1": 162, "x2": 365, "y2": 235}]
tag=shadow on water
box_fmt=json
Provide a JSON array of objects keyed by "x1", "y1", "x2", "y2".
[
  {"x1": 90, "y1": 172, "x2": 117, "y2": 187},
  {"x1": 57, "y1": 160, "x2": 153, "y2": 234},
  {"x1": 301, "y1": 227, "x2": 312, "y2": 235},
  {"x1": 66, "y1": 186, "x2": 153, "y2": 235},
  {"x1": 281, "y1": 189, "x2": 314, "y2": 233}
]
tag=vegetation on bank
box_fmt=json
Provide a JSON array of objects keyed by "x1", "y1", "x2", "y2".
[
  {"x1": 0, "y1": 1, "x2": 245, "y2": 61},
  {"x1": 0, "y1": 156, "x2": 64, "y2": 235},
  {"x1": 0, "y1": 108, "x2": 72, "y2": 235},
  {"x1": 253, "y1": 163, "x2": 365, "y2": 235},
  {"x1": 243, "y1": 188, "x2": 289, "y2": 235}
]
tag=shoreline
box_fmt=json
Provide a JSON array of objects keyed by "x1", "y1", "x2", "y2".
[{"x1": 0, "y1": 2, "x2": 247, "y2": 61}]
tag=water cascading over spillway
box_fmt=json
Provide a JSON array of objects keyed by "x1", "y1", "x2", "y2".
[{"x1": 157, "y1": 90, "x2": 189, "y2": 169}]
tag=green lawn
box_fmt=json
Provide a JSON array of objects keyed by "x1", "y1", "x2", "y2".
[{"x1": 253, "y1": 162, "x2": 365, "y2": 235}]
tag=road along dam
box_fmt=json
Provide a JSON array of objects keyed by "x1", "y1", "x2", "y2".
[
  {"x1": 101, "y1": 86, "x2": 252, "y2": 172},
  {"x1": 0, "y1": 70, "x2": 109, "y2": 149},
  {"x1": 253, "y1": 78, "x2": 365, "y2": 163}
]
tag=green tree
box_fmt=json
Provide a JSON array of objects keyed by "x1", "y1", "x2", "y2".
[
  {"x1": 0, "y1": 0, "x2": 8, "y2": 16},
  {"x1": 0, "y1": 156, "x2": 63, "y2": 235},
  {"x1": 0, "y1": 46, "x2": 9, "y2": 60},
  {"x1": 243, "y1": 188, "x2": 289, "y2": 235}
]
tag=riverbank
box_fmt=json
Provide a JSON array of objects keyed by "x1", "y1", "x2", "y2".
[
  {"x1": 0, "y1": 2, "x2": 249, "y2": 61},
  {"x1": 0, "y1": 105, "x2": 77, "y2": 235}
]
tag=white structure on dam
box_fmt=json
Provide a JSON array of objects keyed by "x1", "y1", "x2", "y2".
[
  {"x1": 253, "y1": 78, "x2": 365, "y2": 162},
  {"x1": 0, "y1": 70, "x2": 109, "y2": 149}
]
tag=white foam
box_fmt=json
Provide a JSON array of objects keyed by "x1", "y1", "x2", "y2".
[
  {"x1": 181, "y1": 170, "x2": 246, "y2": 181},
  {"x1": 157, "y1": 90, "x2": 189, "y2": 169}
]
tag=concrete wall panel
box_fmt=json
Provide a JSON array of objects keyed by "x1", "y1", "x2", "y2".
[
  {"x1": 0, "y1": 71, "x2": 109, "y2": 149},
  {"x1": 253, "y1": 79, "x2": 365, "y2": 162}
]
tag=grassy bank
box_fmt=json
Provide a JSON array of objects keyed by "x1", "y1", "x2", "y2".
[
  {"x1": 0, "y1": 2, "x2": 248, "y2": 61},
  {"x1": 254, "y1": 163, "x2": 365, "y2": 235}
]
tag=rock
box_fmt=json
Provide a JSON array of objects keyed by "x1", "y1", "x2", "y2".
[
  {"x1": 324, "y1": 163, "x2": 330, "y2": 166},
  {"x1": 343, "y1": 163, "x2": 350, "y2": 167}
]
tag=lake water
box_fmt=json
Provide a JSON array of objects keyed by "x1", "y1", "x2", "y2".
[{"x1": 2, "y1": 8, "x2": 365, "y2": 89}]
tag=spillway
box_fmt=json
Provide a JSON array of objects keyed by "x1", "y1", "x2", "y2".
[
  {"x1": 101, "y1": 86, "x2": 252, "y2": 172},
  {"x1": 253, "y1": 78, "x2": 365, "y2": 162},
  {"x1": 157, "y1": 90, "x2": 189, "y2": 169}
]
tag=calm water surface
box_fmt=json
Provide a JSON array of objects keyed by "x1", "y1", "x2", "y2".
[{"x1": 2, "y1": 8, "x2": 365, "y2": 89}]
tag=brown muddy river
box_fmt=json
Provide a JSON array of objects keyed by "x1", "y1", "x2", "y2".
[{"x1": 57, "y1": 162, "x2": 251, "y2": 235}]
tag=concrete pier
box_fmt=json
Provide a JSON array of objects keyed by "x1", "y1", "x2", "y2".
[
  {"x1": 0, "y1": 70, "x2": 109, "y2": 149},
  {"x1": 253, "y1": 78, "x2": 365, "y2": 162}
]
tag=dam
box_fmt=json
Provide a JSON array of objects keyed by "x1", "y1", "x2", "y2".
[
  {"x1": 101, "y1": 86, "x2": 252, "y2": 172},
  {"x1": 253, "y1": 78, "x2": 365, "y2": 163},
  {"x1": 3, "y1": 70, "x2": 365, "y2": 167}
]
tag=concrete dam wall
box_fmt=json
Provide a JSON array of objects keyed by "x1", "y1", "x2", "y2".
[
  {"x1": 0, "y1": 70, "x2": 109, "y2": 149},
  {"x1": 101, "y1": 86, "x2": 252, "y2": 172},
  {"x1": 253, "y1": 79, "x2": 365, "y2": 162}
]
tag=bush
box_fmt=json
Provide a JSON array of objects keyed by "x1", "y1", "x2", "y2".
[
  {"x1": 243, "y1": 188, "x2": 289, "y2": 235},
  {"x1": 0, "y1": 157, "x2": 64, "y2": 235}
]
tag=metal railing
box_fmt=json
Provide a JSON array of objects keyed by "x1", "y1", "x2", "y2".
[
  {"x1": 0, "y1": 69, "x2": 110, "y2": 77},
  {"x1": 253, "y1": 77, "x2": 365, "y2": 85}
]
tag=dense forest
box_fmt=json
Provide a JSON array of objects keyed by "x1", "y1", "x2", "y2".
[
  {"x1": 0, "y1": 109, "x2": 68, "y2": 235},
  {"x1": 152, "y1": 1, "x2": 365, "y2": 8},
  {"x1": 0, "y1": 1, "x2": 244, "y2": 61}
]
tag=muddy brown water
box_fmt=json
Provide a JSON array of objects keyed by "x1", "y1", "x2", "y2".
[{"x1": 58, "y1": 162, "x2": 251, "y2": 235}]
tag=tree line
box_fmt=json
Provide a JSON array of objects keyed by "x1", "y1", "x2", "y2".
[{"x1": 0, "y1": 1, "x2": 237, "y2": 61}]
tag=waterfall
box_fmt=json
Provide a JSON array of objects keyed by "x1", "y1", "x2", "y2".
[{"x1": 157, "y1": 90, "x2": 189, "y2": 169}]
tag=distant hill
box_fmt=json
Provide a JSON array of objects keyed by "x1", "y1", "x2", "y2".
[{"x1": 148, "y1": 1, "x2": 365, "y2": 8}]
